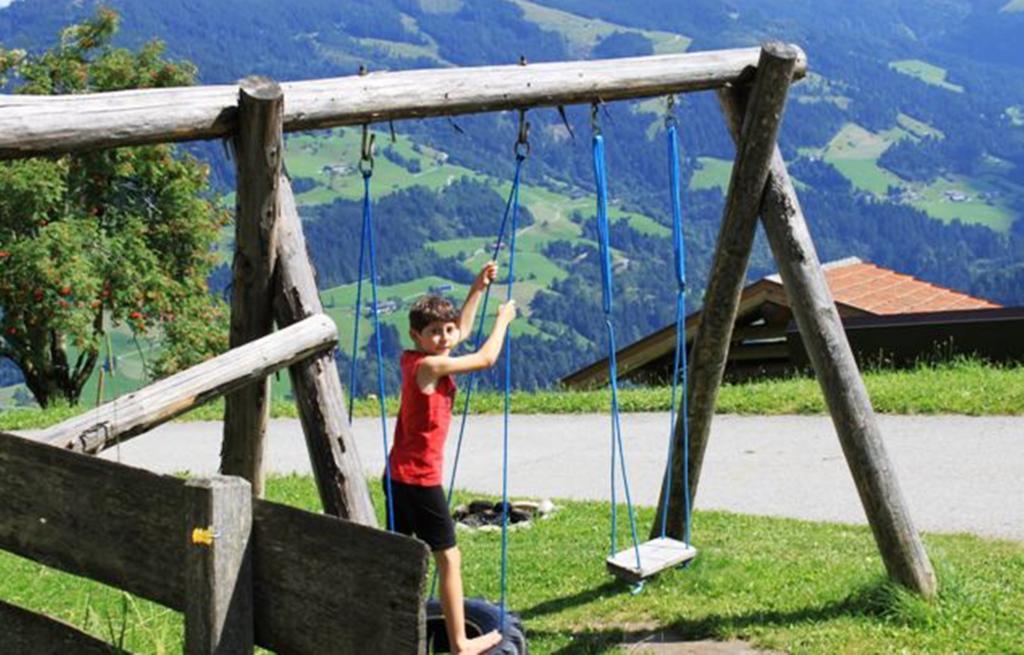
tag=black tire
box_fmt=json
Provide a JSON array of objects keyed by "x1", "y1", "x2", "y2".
[{"x1": 426, "y1": 597, "x2": 527, "y2": 654}]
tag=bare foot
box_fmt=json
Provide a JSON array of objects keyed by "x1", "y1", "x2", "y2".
[{"x1": 454, "y1": 629, "x2": 502, "y2": 655}]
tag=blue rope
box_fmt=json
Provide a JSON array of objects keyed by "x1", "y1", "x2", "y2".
[
  {"x1": 593, "y1": 132, "x2": 643, "y2": 572},
  {"x1": 359, "y1": 170, "x2": 395, "y2": 533},
  {"x1": 499, "y1": 155, "x2": 523, "y2": 632},
  {"x1": 659, "y1": 120, "x2": 692, "y2": 544},
  {"x1": 427, "y1": 154, "x2": 525, "y2": 601},
  {"x1": 347, "y1": 182, "x2": 370, "y2": 422}
]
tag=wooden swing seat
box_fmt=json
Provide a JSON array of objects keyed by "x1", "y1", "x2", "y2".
[{"x1": 606, "y1": 537, "x2": 697, "y2": 584}]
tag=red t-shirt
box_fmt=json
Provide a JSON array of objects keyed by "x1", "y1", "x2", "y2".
[{"x1": 388, "y1": 350, "x2": 457, "y2": 486}]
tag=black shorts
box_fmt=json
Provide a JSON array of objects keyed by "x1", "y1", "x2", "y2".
[{"x1": 382, "y1": 477, "x2": 457, "y2": 552}]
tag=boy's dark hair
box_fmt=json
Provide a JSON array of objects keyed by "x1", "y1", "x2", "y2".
[{"x1": 409, "y1": 295, "x2": 459, "y2": 332}]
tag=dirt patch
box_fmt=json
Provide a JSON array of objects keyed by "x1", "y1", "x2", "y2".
[{"x1": 623, "y1": 637, "x2": 781, "y2": 654}]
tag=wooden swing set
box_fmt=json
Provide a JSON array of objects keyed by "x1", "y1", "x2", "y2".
[{"x1": 0, "y1": 40, "x2": 935, "y2": 653}]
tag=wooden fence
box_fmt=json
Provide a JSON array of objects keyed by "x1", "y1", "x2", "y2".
[{"x1": 0, "y1": 427, "x2": 429, "y2": 653}]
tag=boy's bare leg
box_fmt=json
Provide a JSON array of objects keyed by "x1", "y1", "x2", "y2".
[{"x1": 435, "y1": 546, "x2": 502, "y2": 654}]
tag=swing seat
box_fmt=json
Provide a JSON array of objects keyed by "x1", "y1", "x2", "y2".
[{"x1": 606, "y1": 537, "x2": 697, "y2": 584}]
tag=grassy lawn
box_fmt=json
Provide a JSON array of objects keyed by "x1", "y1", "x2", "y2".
[
  {"x1": 1007, "y1": 106, "x2": 1024, "y2": 126},
  {"x1": 889, "y1": 60, "x2": 964, "y2": 93},
  {"x1": 4, "y1": 358, "x2": 1020, "y2": 430},
  {"x1": 908, "y1": 176, "x2": 1016, "y2": 232},
  {"x1": 1, "y1": 475, "x2": 1020, "y2": 653},
  {"x1": 822, "y1": 122, "x2": 906, "y2": 196}
]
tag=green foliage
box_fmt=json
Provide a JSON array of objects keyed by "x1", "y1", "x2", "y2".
[
  {"x1": 2, "y1": 475, "x2": 1021, "y2": 653},
  {"x1": 0, "y1": 10, "x2": 228, "y2": 407}
]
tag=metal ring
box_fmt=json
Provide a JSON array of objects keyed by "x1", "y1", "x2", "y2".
[{"x1": 514, "y1": 140, "x2": 530, "y2": 158}]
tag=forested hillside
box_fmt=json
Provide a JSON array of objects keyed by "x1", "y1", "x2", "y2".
[{"x1": 2, "y1": 0, "x2": 1022, "y2": 397}]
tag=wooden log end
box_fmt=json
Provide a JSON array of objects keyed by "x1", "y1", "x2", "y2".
[
  {"x1": 760, "y1": 41, "x2": 801, "y2": 63},
  {"x1": 239, "y1": 76, "x2": 283, "y2": 101}
]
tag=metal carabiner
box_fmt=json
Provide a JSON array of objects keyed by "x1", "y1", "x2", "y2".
[
  {"x1": 515, "y1": 108, "x2": 530, "y2": 158},
  {"x1": 665, "y1": 94, "x2": 678, "y2": 128},
  {"x1": 591, "y1": 102, "x2": 602, "y2": 135},
  {"x1": 359, "y1": 124, "x2": 375, "y2": 176}
]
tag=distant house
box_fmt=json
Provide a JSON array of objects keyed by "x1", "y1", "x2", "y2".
[
  {"x1": 429, "y1": 283, "x2": 454, "y2": 294},
  {"x1": 562, "y1": 257, "x2": 1021, "y2": 388},
  {"x1": 321, "y1": 163, "x2": 352, "y2": 177},
  {"x1": 364, "y1": 299, "x2": 399, "y2": 316}
]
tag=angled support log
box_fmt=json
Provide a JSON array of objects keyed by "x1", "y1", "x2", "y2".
[
  {"x1": 221, "y1": 77, "x2": 284, "y2": 496},
  {"x1": 184, "y1": 476, "x2": 254, "y2": 654},
  {"x1": 273, "y1": 176, "x2": 377, "y2": 526},
  {"x1": 31, "y1": 314, "x2": 337, "y2": 453},
  {"x1": 716, "y1": 90, "x2": 937, "y2": 597},
  {"x1": 653, "y1": 42, "x2": 799, "y2": 540}
]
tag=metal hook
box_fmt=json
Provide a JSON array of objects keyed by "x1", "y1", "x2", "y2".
[
  {"x1": 665, "y1": 94, "x2": 678, "y2": 128},
  {"x1": 556, "y1": 105, "x2": 576, "y2": 141},
  {"x1": 591, "y1": 102, "x2": 601, "y2": 135},
  {"x1": 359, "y1": 124, "x2": 375, "y2": 175},
  {"x1": 515, "y1": 108, "x2": 530, "y2": 157}
]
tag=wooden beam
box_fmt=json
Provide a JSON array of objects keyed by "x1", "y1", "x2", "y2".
[
  {"x1": 717, "y1": 95, "x2": 938, "y2": 598},
  {"x1": 221, "y1": 77, "x2": 283, "y2": 497},
  {"x1": 653, "y1": 42, "x2": 799, "y2": 541},
  {"x1": 29, "y1": 314, "x2": 337, "y2": 453},
  {"x1": 274, "y1": 177, "x2": 378, "y2": 526},
  {"x1": 0, "y1": 430, "x2": 430, "y2": 651},
  {"x1": 184, "y1": 476, "x2": 254, "y2": 655},
  {"x1": 0, "y1": 47, "x2": 806, "y2": 160},
  {"x1": 0, "y1": 600, "x2": 125, "y2": 654}
]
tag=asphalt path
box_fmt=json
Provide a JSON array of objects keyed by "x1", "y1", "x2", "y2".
[{"x1": 98, "y1": 414, "x2": 1023, "y2": 542}]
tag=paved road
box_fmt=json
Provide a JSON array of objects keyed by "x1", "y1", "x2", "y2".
[{"x1": 99, "y1": 414, "x2": 1024, "y2": 541}]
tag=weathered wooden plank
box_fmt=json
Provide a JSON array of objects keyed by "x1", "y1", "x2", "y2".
[
  {"x1": 29, "y1": 314, "x2": 337, "y2": 453},
  {"x1": 0, "y1": 430, "x2": 430, "y2": 651},
  {"x1": 0, "y1": 47, "x2": 807, "y2": 160},
  {"x1": 0, "y1": 430, "x2": 187, "y2": 608},
  {"x1": 716, "y1": 92, "x2": 937, "y2": 598},
  {"x1": 653, "y1": 42, "x2": 799, "y2": 541},
  {"x1": 606, "y1": 538, "x2": 697, "y2": 584},
  {"x1": 250, "y1": 499, "x2": 429, "y2": 654},
  {"x1": 184, "y1": 477, "x2": 254, "y2": 654},
  {"x1": 274, "y1": 177, "x2": 378, "y2": 526},
  {"x1": 0, "y1": 599, "x2": 127, "y2": 654},
  {"x1": 221, "y1": 77, "x2": 283, "y2": 496}
]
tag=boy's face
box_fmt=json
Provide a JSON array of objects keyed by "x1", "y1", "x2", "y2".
[{"x1": 410, "y1": 320, "x2": 460, "y2": 356}]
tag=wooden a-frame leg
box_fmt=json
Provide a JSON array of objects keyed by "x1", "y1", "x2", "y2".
[
  {"x1": 716, "y1": 90, "x2": 937, "y2": 598},
  {"x1": 273, "y1": 177, "x2": 378, "y2": 526},
  {"x1": 652, "y1": 42, "x2": 799, "y2": 541}
]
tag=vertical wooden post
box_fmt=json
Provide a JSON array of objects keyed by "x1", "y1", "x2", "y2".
[
  {"x1": 711, "y1": 91, "x2": 937, "y2": 597},
  {"x1": 273, "y1": 177, "x2": 378, "y2": 526},
  {"x1": 221, "y1": 77, "x2": 283, "y2": 496},
  {"x1": 184, "y1": 476, "x2": 254, "y2": 654},
  {"x1": 652, "y1": 42, "x2": 799, "y2": 540}
]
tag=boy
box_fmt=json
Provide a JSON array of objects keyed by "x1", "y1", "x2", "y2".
[{"x1": 385, "y1": 261, "x2": 515, "y2": 655}]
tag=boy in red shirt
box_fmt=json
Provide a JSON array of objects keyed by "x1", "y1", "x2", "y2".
[{"x1": 386, "y1": 261, "x2": 515, "y2": 655}]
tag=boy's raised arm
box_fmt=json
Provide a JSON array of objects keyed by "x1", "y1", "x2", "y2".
[{"x1": 456, "y1": 262, "x2": 498, "y2": 345}]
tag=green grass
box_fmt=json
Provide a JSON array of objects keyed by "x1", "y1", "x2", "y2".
[
  {"x1": 908, "y1": 177, "x2": 1016, "y2": 232},
  {"x1": 2, "y1": 475, "x2": 1021, "y2": 653},
  {"x1": 889, "y1": 60, "x2": 964, "y2": 93},
  {"x1": 690, "y1": 157, "x2": 732, "y2": 192},
  {"x1": 1001, "y1": 0, "x2": 1024, "y2": 12},
  {"x1": 896, "y1": 113, "x2": 945, "y2": 140},
  {"x1": 2, "y1": 359, "x2": 1021, "y2": 430},
  {"x1": 1008, "y1": 106, "x2": 1024, "y2": 125},
  {"x1": 512, "y1": 0, "x2": 691, "y2": 57}
]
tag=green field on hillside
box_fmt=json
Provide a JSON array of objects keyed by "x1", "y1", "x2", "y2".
[
  {"x1": 512, "y1": 0, "x2": 691, "y2": 57},
  {"x1": 690, "y1": 156, "x2": 732, "y2": 192},
  {"x1": 889, "y1": 59, "x2": 964, "y2": 93}
]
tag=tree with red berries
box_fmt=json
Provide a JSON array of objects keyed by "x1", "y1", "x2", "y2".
[{"x1": 0, "y1": 10, "x2": 229, "y2": 407}]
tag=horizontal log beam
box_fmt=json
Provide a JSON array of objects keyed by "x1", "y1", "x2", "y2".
[
  {"x1": 0, "y1": 46, "x2": 806, "y2": 160},
  {"x1": 30, "y1": 314, "x2": 337, "y2": 453}
]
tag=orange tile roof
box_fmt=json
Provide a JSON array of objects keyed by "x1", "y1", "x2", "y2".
[{"x1": 819, "y1": 259, "x2": 1000, "y2": 315}]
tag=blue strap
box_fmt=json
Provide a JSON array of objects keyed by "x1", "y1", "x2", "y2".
[
  {"x1": 658, "y1": 120, "x2": 693, "y2": 544},
  {"x1": 356, "y1": 170, "x2": 396, "y2": 533},
  {"x1": 593, "y1": 133, "x2": 643, "y2": 572}
]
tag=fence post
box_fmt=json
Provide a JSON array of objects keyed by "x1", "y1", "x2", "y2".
[
  {"x1": 221, "y1": 76, "x2": 284, "y2": 496},
  {"x1": 184, "y1": 476, "x2": 254, "y2": 654}
]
